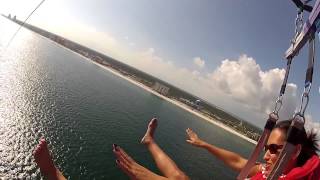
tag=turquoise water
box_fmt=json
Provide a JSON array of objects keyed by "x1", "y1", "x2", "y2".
[{"x1": 0, "y1": 18, "x2": 254, "y2": 179}]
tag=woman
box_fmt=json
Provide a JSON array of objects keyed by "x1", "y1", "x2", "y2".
[
  {"x1": 187, "y1": 120, "x2": 319, "y2": 179},
  {"x1": 113, "y1": 118, "x2": 320, "y2": 179}
]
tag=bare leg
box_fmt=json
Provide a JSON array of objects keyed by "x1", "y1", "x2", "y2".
[
  {"x1": 33, "y1": 139, "x2": 66, "y2": 180},
  {"x1": 113, "y1": 144, "x2": 167, "y2": 180},
  {"x1": 141, "y1": 118, "x2": 189, "y2": 180}
]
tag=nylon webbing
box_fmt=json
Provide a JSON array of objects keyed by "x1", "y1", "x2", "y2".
[
  {"x1": 280, "y1": 58, "x2": 292, "y2": 96},
  {"x1": 237, "y1": 56, "x2": 293, "y2": 179},
  {"x1": 305, "y1": 34, "x2": 315, "y2": 87},
  {"x1": 236, "y1": 109, "x2": 279, "y2": 179},
  {"x1": 267, "y1": 34, "x2": 316, "y2": 180}
]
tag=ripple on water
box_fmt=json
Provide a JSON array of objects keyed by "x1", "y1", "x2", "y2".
[{"x1": 0, "y1": 18, "x2": 255, "y2": 179}]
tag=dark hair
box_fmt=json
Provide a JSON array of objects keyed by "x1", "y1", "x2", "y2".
[{"x1": 275, "y1": 120, "x2": 319, "y2": 166}]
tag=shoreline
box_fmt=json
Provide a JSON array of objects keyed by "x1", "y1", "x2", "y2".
[{"x1": 51, "y1": 40, "x2": 257, "y2": 145}]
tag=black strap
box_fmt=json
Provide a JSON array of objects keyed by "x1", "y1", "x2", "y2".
[
  {"x1": 305, "y1": 34, "x2": 315, "y2": 86},
  {"x1": 291, "y1": 0, "x2": 313, "y2": 12},
  {"x1": 280, "y1": 58, "x2": 292, "y2": 96},
  {"x1": 264, "y1": 114, "x2": 277, "y2": 130}
]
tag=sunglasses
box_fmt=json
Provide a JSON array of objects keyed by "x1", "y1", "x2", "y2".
[{"x1": 264, "y1": 144, "x2": 284, "y2": 154}]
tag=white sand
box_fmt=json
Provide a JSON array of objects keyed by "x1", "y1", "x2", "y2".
[{"x1": 55, "y1": 41, "x2": 258, "y2": 145}]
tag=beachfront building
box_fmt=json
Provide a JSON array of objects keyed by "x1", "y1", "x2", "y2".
[{"x1": 152, "y1": 82, "x2": 170, "y2": 95}]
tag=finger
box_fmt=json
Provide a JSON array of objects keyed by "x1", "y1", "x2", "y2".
[{"x1": 187, "y1": 131, "x2": 194, "y2": 138}]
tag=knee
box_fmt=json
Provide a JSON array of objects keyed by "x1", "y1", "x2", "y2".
[{"x1": 171, "y1": 171, "x2": 189, "y2": 180}]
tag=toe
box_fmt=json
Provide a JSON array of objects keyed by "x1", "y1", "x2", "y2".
[
  {"x1": 116, "y1": 159, "x2": 133, "y2": 177},
  {"x1": 40, "y1": 139, "x2": 47, "y2": 147},
  {"x1": 150, "y1": 118, "x2": 157, "y2": 125},
  {"x1": 33, "y1": 146, "x2": 40, "y2": 156},
  {"x1": 112, "y1": 144, "x2": 119, "y2": 151}
]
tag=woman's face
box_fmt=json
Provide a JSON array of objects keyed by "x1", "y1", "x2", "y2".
[{"x1": 263, "y1": 128, "x2": 286, "y2": 174}]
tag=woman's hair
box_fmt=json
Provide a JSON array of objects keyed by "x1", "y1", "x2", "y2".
[{"x1": 275, "y1": 120, "x2": 319, "y2": 166}]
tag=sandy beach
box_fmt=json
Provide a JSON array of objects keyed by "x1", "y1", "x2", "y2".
[{"x1": 55, "y1": 41, "x2": 257, "y2": 145}]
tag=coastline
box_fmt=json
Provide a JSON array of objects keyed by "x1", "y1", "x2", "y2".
[
  {"x1": 97, "y1": 61, "x2": 257, "y2": 145},
  {"x1": 50, "y1": 40, "x2": 257, "y2": 145}
]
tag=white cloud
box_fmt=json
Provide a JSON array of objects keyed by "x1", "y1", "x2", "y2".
[
  {"x1": 193, "y1": 57, "x2": 205, "y2": 68},
  {"x1": 122, "y1": 51, "x2": 298, "y2": 126},
  {"x1": 208, "y1": 55, "x2": 297, "y2": 116},
  {"x1": 40, "y1": 21, "x2": 300, "y2": 126}
]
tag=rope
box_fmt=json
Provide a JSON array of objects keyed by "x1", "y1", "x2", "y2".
[{"x1": 6, "y1": 0, "x2": 46, "y2": 48}]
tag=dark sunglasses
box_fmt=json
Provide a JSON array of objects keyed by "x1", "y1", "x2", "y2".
[{"x1": 264, "y1": 144, "x2": 284, "y2": 154}]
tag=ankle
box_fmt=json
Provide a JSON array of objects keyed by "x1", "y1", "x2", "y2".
[
  {"x1": 42, "y1": 165, "x2": 58, "y2": 177},
  {"x1": 46, "y1": 167, "x2": 62, "y2": 180},
  {"x1": 145, "y1": 140, "x2": 156, "y2": 148}
]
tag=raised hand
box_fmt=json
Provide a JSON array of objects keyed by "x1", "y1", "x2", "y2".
[{"x1": 186, "y1": 128, "x2": 205, "y2": 147}]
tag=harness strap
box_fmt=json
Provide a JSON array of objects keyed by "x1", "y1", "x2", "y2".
[
  {"x1": 237, "y1": 114, "x2": 279, "y2": 180},
  {"x1": 267, "y1": 34, "x2": 316, "y2": 180},
  {"x1": 237, "y1": 43, "x2": 296, "y2": 180},
  {"x1": 237, "y1": 55, "x2": 295, "y2": 180},
  {"x1": 280, "y1": 58, "x2": 293, "y2": 96},
  {"x1": 305, "y1": 34, "x2": 315, "y2": 87}
]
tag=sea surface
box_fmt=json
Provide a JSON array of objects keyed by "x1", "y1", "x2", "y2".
[{"x1": 0, "y1": 17, "x2": 255, "y2": 179}]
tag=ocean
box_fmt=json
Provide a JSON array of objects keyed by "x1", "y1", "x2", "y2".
[{"x1": 0, "y1": 17, "x2": 254, "y2": 179}]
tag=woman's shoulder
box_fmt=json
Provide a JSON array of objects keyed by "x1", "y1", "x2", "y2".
[{"x1": 286, "y1": 155, "x2": 320, "y2": 179}]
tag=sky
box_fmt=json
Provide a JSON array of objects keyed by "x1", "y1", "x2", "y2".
[{"x1": 1, "y1": 0, "x2": 320, "y2": 128}]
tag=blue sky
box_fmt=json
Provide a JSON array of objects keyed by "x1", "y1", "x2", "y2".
[{"x1": 1, "y1": 0, "x2": 320, "y2": 127}]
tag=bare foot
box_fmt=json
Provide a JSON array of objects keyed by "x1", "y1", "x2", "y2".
[
  {"x1": 140, "y1": 118, "x2": 158, "y2": 145},
  {"x1": 113, "y1": 144, "x2": 161, "y2": 180},
  {"x1": 33, "y1": 139, "x2": 57, "y2": 176}
]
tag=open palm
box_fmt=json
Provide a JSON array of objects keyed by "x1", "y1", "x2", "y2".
[{"x1": 186, "y1": 128, "x2": 204, "y2": 147}]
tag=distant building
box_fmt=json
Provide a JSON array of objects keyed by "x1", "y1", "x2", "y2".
[
  {"x1": 152, "y1": 82, "x2": 170, "y2": 95},
  {"x1": 101, "y1": 61, "x2": 110, "y2": 66}
]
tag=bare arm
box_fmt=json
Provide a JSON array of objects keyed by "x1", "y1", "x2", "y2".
[{"x1": 186, "y1": 128, "x2": 259, "y2": 176}]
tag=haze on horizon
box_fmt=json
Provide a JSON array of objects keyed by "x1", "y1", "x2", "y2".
[{"x1": 1, "y1": 0, "x2": 320, "y2": 128}]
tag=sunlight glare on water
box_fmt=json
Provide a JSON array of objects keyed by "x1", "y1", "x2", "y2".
[
  {"x1": 0, "y1": 17, "x2": 43, "y2": 179},
  {"x1": 0, "y1": 16, "x2": 254, "y2": 179}
]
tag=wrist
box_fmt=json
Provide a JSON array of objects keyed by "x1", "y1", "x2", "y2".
[{"x1": 199, "y1": 140, "x2": 207, "y2": 148}]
